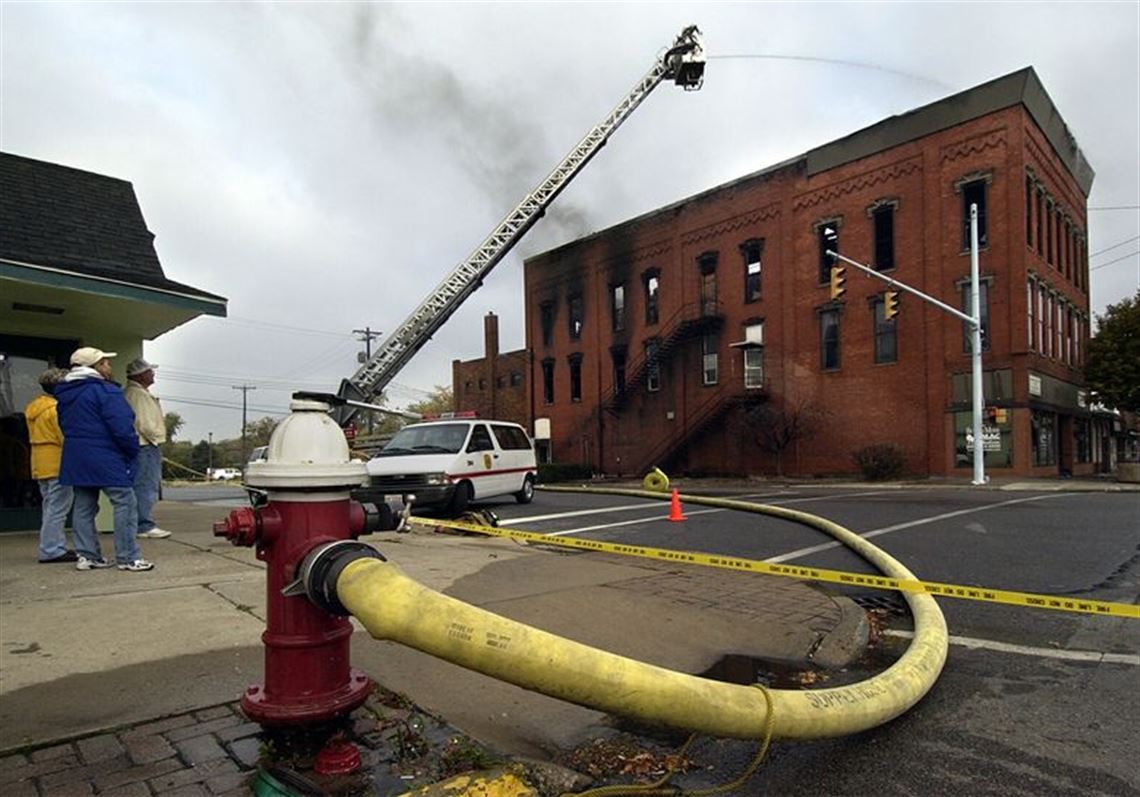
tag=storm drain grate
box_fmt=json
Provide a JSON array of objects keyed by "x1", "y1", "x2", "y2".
[{"x1": 851, "y1": 593, "x2": 909, "y2": 616}]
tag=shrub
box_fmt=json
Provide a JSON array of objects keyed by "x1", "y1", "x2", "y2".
[
  {"x1": 537, "y1": 462, "x2": 594, "y2": 483},
  {"x1": 853, "y1": 444, "x2": 906, "y2": 481}
]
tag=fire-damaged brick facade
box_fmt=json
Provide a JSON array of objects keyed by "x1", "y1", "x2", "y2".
[{"x1": 521, "y1": 67, "x2": 1105, "y2": 479}]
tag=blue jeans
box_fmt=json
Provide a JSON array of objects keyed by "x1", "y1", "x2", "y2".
[
  {"x1": 72, "y1": 486, "x2": 140, "y2": 564},
  {"x1": 37, "y1": 478, "x2": 74, "y2": 560},
  {"x1": 133, "y1": 445, "x2": 162, "y2": 533}
]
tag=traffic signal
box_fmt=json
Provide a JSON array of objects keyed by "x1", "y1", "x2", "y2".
[
  {"x1": 884, "y1": 290, "x2": 900, "y2": 320},
  {"x1": 829, "y1": 266, "x2": 847, "y2": 301}
]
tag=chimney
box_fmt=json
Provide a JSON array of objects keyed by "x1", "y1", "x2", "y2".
[{"x1": 484, "y1": 313, "x2": 500, "y2": 358}]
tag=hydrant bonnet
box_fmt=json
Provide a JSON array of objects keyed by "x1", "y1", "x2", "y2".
[{"x1": 245, "y1": 398, "x2": 368, "y2": 490}]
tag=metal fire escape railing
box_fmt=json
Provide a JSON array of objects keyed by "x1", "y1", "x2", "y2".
[
  {"x1": 603, "y1": 300, "x2": 724, "y2": 413},
  {"x1": 335, "y1": 27, "x2": 705, "y2": 420}
]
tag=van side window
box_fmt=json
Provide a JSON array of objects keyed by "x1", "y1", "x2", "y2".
[
  {"x1": 492, "y1": 425, "x2": 532, "y2": 450},
  {"x1": 466, "y1": 424, "x2": 494, "y2": 452}
]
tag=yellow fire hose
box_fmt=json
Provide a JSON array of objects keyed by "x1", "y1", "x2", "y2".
[{"x1": 335, "y1": 487, "x2": 947, "y2": 741}]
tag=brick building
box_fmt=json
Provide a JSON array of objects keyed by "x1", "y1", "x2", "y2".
[
  {"x1": 452, "y1": 313, "x2": 530, "y2": 429},
  {"x1": 522, "y1": 67, "x2": 1101, "y2": 479}
]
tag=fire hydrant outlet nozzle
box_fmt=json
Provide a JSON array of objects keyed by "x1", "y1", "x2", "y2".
[
  {"x1": 213, "y1": 506, "x2": 259, "y2": 547},
  {"x1": 291, "y1": 540, "x2": 386, "y2": 616}
]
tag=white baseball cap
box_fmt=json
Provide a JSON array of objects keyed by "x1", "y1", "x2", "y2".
[
  {"x1": 126, "y1": 358, "x2": 158, "y2": 377},
  {"x1": 71, "y1": 347, "x2": 117, "y2": 367}
]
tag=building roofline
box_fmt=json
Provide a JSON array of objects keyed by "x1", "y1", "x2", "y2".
[
  {"x1": 527, "y1": 66, "x2": 1093, "y2": 265},
  {"x1": 1, "y1": 257, "x2": 228, "y2": 316}
]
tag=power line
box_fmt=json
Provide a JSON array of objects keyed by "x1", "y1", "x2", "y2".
[
  {"x1": 1088, "y1": 205, "x2": 1140, "y2": 211},
  {"x1": 1090, "y1": 250, "x2": 1139, "y2": 272},
  {"x1": 160, "y1": 395, "x2": 287, "y2": 415},
  {"x1": 212, "y1": 315, "x2": 352, "y2": 338},
  {"x1": 1090, "y1": 235, "x2": 1140, "y2": 258}
]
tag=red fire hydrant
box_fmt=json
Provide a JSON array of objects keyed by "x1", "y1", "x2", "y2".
[{"x1": 214, "y1": 397, "x2": 378, "y2": 727}]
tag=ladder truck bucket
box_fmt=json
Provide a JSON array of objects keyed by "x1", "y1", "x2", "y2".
[{"x1": 666, "y1": 25, "x2": 705, "y2": 89}]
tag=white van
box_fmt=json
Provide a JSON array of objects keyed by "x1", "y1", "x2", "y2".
[{"x1": 359, "y1": 419, "x2": 537, "y2": 514}]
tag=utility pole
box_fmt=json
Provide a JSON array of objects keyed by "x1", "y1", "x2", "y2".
[
  {"x1": 826, "y1": 202, "x2": 987, "y2": 485},
  {"x1": 353, "y1": 327, "x2": 382, "y2": 435},
  {"x1": 232, "y1": 385, "x2": 257, "y2": 464},
  {"x1": 353, "y1": 327, "x2": 382, "y2": 360},
  {"x1": 208, "y1": 432, "x2": 213, "y2": 478}
]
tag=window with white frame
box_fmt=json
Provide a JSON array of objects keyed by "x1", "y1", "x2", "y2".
[{"x1": 701, "y1": 333, "x2": 719, "y2": 385}]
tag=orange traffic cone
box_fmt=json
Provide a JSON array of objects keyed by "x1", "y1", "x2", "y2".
[{"x1": 668, "y1": 488, "x2": 686, "y2": 522}]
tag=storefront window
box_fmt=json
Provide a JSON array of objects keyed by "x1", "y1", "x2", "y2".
[
  {"x1": 954, "y1": 411, "x2": 1011, "y2": 468},
  {"x1": 1032, "y1": 410, "x2": 1057, "y2": 467},
  {"x1": 1075, "y1": 419, "x2": 1091, "y2": 464}
]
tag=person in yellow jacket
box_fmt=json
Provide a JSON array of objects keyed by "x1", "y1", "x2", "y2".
[{"x1": 24, "y1": 368, "x2": 76, "y2": 563}]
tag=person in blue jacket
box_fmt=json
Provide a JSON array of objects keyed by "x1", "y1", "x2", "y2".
[{"x1": 55, "y1": 347, "x2": 153, "y2": 572}]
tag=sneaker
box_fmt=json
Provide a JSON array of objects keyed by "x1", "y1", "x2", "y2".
[
  {"x1": 137, "y1": 528, "x2": 172, "y2": 539},
  {"x1": 118, "y1": 559, "x2": 155, "y2": 572},
  {"x1": 39, "y1": 551, "x2": 79, "y2": 564},
  {"x1": 76, "y1": 556, "x2": 113, "y2": 571}
]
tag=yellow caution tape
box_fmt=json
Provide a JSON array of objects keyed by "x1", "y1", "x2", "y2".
[{"x1": 412, "y1": 517, "x2": 1140, "y2": 620}]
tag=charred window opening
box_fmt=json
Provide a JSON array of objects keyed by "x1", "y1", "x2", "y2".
[
  {"x1": 611, "y1": 283, "x2": 626, "y2": 332},
  {"x1": 644, "y1": 270, "x2": 660, "y2": 325},
  {"x1": 541, "y1": 358, "x2": 555, "y2": 404},
  {"x1": 698, "y1": 252, "x2": 718, "y2": 316},
  {"x1": 611, "y1": 347, "x2": 627, "y2": 394},
  {"x1": 540, "y1": 301, "x2": 555, "y2": 347},
  {"x1": 568, "y1": 294, "x2": 584, "y2": 340},
  {"x1": 741, "y1": 239, "x2": 763, "y2": 303}
]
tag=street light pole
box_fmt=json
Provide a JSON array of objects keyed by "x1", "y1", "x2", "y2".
[{"x1": 969, "y1": 204, "x2": 987, "y2": 486}]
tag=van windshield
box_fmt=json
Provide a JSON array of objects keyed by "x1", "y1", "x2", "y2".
[{"x1": 377, "y1": 423, "x2": 469, "y2": 456}]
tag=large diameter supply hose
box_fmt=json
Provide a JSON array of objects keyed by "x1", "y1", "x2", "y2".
[{"x1": 336, "y1": 489, "x2": 947, "y2": 741}]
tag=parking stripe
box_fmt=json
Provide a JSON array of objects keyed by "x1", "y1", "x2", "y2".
[
  {"x1": 884, "y1": 629, "x2": 1140, "y2": 665},
  {"x1": 766, "y1": 493, "x2": 1071, "y2": 564}
]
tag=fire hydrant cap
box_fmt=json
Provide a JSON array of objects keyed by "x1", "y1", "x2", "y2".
[{"x1": 245, "y1": 399, "x2": 368, "y2": 490}]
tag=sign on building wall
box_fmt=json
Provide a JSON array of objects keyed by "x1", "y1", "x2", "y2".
[{"x1": 955, "y1": 412, "x2": 1011, "y2": 467}]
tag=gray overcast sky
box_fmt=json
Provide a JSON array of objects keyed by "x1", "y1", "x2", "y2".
[{"x1": 2, "y1": 1, "x2": 1138, "y2": 444}]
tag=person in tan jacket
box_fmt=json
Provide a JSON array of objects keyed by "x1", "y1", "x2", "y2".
[
  {"x1": 124, "y1": 358, "x2": 172, "y2": 539},
  {"x1": 24, "y1": 368, "x2": 76, "y2": 563}
]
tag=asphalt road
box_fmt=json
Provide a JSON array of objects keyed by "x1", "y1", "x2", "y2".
[
  {"x1": 167, "y1": 483, "x2": 1140, "y2": 795},
  {"x1": 486, "y1": 485, "x2": 1140, "y2": 796}
]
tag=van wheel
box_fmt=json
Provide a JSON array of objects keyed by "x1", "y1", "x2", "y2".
[
  {"x1": 515, "y1": 475, "x2": 535, "y2": 504},
  {"x1": 449, "y1": 481, "x2": 473, "y2": 515}
]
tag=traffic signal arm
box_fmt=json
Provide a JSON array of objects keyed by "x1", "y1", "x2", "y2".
[{"x1": 825, "y1": 250, "x2": 977, "y2": 326}]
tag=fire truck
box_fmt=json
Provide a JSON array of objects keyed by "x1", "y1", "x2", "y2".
[{"x1": 298, "y1": 26, "x2": 706, "y2": 517}]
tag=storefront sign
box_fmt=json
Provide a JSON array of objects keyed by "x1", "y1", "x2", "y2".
[{"x1": 966, "y1": 426, "x2": 1002, "y2": 452}]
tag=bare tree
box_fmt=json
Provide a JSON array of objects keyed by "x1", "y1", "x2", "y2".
[{"x1": 738, "y1": 400, "x2": 824, "y2": 477}]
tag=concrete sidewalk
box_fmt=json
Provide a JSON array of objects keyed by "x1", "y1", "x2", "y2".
[{"x1": 0, "y1": 496, "x2": 869, "y2": 794}]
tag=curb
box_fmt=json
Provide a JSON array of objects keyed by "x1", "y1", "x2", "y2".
[{"x1": 809, "y1": 595, "x2": 871, "y2": 669}]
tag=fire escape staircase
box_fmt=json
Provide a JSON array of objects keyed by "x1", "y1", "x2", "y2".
[
  {"x1": 603, "y1": 300, "x2": 725, "y2": 415},
  {"x1": 632, "y1": 386, "x2": 769, "y2": 476}
]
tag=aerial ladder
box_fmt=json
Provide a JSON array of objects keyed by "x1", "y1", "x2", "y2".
[{"x1": 317, "y1": 26, "x2": 705, "y2": 427}]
